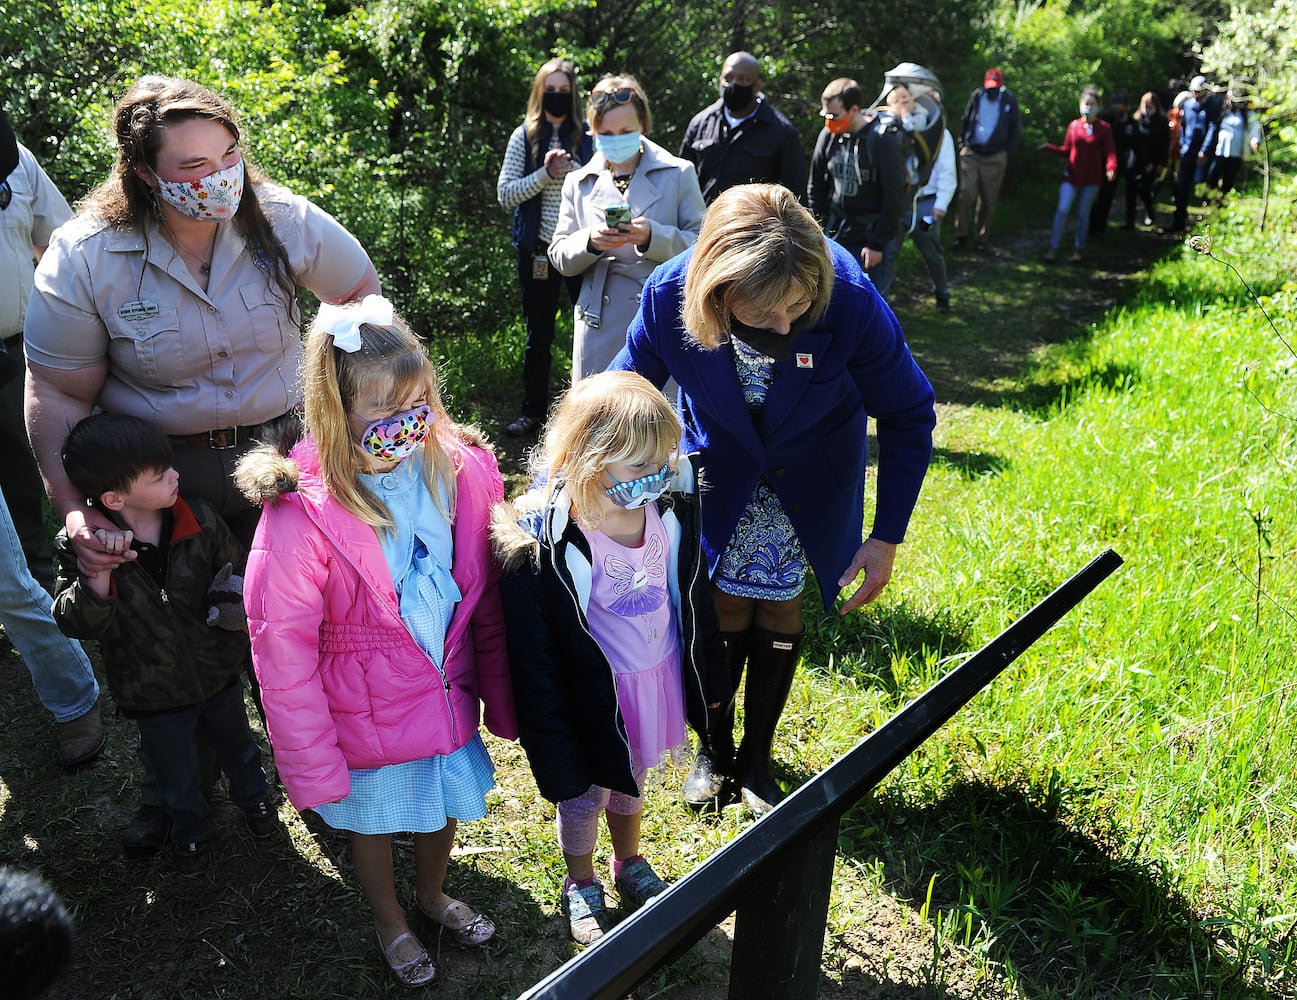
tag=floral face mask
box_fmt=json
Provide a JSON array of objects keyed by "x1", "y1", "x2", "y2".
[
  {"x1": 155, "y1": 159, "x2": 245, "y2": 221},
  {"x1": 359, "y1": 404, "x2": 433, "y2": 463}
]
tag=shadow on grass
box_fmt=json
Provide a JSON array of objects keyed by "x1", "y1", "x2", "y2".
[
  {"x1": 930, "y1": 445, "x2": 1011, "y2": 480},
  {"x1": 997, "y1": 359, "x2": 1143, "y2": 418},
  {"x1": 807, "y1": 597, "x2": 974, "y2": 696},
  {"x1": 0, "y1": 647, "x2": 554, "y2": 1000},
  {"x1": 893, "y1": 212, "x2": 1185, "y2": 411},
  {"x1": 840, "y1": 776, "x2": 1270, "y2": 999}
]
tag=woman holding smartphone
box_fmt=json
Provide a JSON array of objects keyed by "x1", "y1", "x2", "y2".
[
  {"x1": 497, "y1": 58, "x2": 593, "y2": 438},
  {"x1": 549, "y1": 74, "x2": 705, "y2": 381}
]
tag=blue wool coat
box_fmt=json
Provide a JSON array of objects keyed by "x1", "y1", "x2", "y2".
[{"x1": 611, "y1": 240, "x2": 935, "y2": 610}]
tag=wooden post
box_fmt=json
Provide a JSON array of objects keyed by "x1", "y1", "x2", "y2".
[{"x1": 729, "y1": 818, "x2": 841, "y2": 999}]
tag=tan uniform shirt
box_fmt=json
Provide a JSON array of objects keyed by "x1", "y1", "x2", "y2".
[
  {"x1": 1, "y1": 143, "x2": 73, "y2": 339},
  {"x1": 25, "y1": 182, "x2": 373, "y2": 435}
]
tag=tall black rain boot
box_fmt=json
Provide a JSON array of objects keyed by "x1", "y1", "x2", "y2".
[
  {"x1": 735, "y1": 626, "x2": 805, "y2": 816},
  {"x1": 681, "y1": 630, "x2": 748, "y2": 810}
]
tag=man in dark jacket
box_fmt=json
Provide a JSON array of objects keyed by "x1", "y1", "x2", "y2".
[
  {"x1": 954, "y1": 67, "x2": 1022, "y2": 251},
  {"x1": 807, "y1": 78, "x2": 906, "y2": 287},
  {"x1": 680, "y1": 51, "x2": 805, "y2": 204}
]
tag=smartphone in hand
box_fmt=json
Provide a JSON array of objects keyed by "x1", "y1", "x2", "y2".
[{"x1": 604, "y1": 204, "x2": 633, "y2": 229}]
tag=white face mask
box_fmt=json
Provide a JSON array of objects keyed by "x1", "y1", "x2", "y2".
[{"x1": 154, "y1": 159, "x2": 244, "y2": 221}]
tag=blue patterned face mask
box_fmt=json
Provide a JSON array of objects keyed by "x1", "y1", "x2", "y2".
[{"x1": 604, "y1": 461, "x2": 672, "y2": 509}]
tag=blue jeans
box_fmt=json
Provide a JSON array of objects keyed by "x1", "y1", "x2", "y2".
[
  {"x1": 1050, "y1": 182, "x2": 1100, "y2": 251},
  {"x1": 0, "y1": 485, "x2": 99, "y2": 722},
  {"x1": 134, "y1": 680, "x2": 267, "y2": 846}
]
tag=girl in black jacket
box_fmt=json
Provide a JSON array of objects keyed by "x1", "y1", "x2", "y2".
[{"x1": 492, "y1": 371, "x2": 728, "y2": 945}]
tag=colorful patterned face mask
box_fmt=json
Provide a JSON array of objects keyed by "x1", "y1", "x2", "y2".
[
  {"x1": 155, "y1": 159, "x2": 244, "y2": 221},
  {"x1": 359, "y1": 404, "x2": 433, "y2": 462},
  {"x1": 604, "y1": 461, "x2": 672, "y2": 509}
]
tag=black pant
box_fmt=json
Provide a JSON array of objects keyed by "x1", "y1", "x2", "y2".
[
  {"x1": 1088, "y1": 176, "x2": 1120, "y2": 236},
  {"x1": 1172, "y1": 149, "x2": 1201, "y2": 227},
  {"x1": 515, "y1": 251, "x2": 581, "y2": 421},
  {"x1": 135, "y1": 681, "x2": 266, "y2": 846},
  {"x1": 1209, "y1": 156, "x2": 1244, "y2": 195},
  {"x1": 1124, "y1": 166, "x2": 1159, "y2": 226}
]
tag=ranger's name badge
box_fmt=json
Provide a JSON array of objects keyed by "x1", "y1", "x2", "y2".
[{"x1": 118, "y1": 300, "x2": 160, "y2": 321}]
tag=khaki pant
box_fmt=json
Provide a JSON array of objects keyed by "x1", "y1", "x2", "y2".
[{"x1": 955, "y1": 148, "x2": 1009, "y2": 242}]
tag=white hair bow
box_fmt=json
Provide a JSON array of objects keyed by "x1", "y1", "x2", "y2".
[{"x1": 315, "y1": 294, "x2": 394, "y2": 353}]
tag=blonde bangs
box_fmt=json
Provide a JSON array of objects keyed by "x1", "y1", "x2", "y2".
[
  {"x1": 683, "y1": 184, "x2": 835, "y2": 347},
  {"x1": 303, "y1": 315, "x2": 457, "y2": 528},
  {"x1": 537, "y1": 372, "x2": 680, "y2": 529}
]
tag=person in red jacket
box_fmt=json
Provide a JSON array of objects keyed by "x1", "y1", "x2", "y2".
[{"x1": 1040, "y1": 86, "x2": 1117, "y2": 263}]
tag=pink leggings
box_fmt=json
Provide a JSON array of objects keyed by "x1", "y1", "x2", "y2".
[{"x1": 555, "y1": 774, "x2": 645, "y2": 856}]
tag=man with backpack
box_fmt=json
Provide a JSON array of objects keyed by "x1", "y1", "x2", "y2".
[{"x1": 807, "y1": 78, "x2": 907, "y2": 294}]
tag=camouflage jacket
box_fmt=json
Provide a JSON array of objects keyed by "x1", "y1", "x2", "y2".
[{"x1": 52, "y1": 497, "x2": 249, "y2": 715}]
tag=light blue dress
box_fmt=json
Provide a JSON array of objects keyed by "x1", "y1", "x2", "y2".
[{"x1": 314, "y1": 450, "x2": 495, "y2": 835}]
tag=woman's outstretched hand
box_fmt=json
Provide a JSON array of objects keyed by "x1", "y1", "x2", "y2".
[{"x1": 837, "y1": 537, "x2": 897, "y2": 614}]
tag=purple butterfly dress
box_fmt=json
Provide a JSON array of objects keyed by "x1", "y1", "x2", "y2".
[{"x1": 583, "y1": 503, "x2": 687, "y2": 772}]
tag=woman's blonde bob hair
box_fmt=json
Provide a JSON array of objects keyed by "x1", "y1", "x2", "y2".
[
  {"x1": 682, "y1": 183, "x2": 835, "y2": 348},
  {"x1": 536, "y1": 371, "x2": 681, "y2": 530},
  {"x1": 302, "y1": 309, "x2": 458, "y2": 528}
]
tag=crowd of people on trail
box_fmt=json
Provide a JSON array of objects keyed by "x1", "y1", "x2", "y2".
[{"x1": 0, "y1": 49, "x2": 1263, "y2": 994}]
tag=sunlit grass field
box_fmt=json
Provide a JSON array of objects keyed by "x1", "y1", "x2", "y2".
[{"x1": 807, "y1": 186, "x2": 1297, "y2": 996}]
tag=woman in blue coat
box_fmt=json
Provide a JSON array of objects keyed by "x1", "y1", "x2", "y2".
[{"x1": 611, "y1": 183, "x2": 935, "y2": 814}]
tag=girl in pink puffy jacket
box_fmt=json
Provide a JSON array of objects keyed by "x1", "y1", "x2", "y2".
[{"x1": 236, "y1": 296, "x2": 517, "y2": 989}]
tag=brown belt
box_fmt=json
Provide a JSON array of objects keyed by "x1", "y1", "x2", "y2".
[{"x1": 169, "y1": 412, "x2": 294, "y2": 451}]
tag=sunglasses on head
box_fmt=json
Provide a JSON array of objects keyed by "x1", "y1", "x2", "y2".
[{"x1": 590, "y1": 87, "x2": 635, "y2": 112}]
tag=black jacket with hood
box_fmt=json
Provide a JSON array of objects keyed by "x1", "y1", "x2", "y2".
[{"x1": 491, "y1": 455, "x2": 729, "y2": 803}]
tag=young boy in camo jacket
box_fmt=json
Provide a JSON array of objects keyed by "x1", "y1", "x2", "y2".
[{"x1": 51, "y1": 413, "x2": 275, "y2": 874}]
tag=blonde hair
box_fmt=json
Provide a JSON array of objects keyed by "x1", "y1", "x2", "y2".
[
  {"x1": 587, "y1": 74, "x2": 652, "y2": 136},
  {"x1": 536, "y1": 371, "x2": 680, "y2": 530},
  {"x1": 302, "y1": 310, "x2": 458, "y2": 528},
  {"x1": 682, "y1": 184, "x2": 835, "y2": 348}
]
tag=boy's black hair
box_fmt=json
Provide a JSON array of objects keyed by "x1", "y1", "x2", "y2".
[{"x1": 61, "y1": 413, "x2": 173, "y2": 503}]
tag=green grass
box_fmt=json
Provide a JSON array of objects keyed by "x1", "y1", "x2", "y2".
[
  {"x1": 830, "y1": 176, "x2": 1297, "y2": 997},
  {"x1": 3, "y1": 167, "x2": 1296, "y2": 998}
]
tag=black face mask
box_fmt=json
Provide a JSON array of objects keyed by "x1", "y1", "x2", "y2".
[
  {"x1": 722, "y1": 82, "x2": 756, "y2": 113},
  {"x1": 729, "y1": 316, "x2": 807, "y2": 362},
  {"x1": 541, "y1": 90, "x2": 571, "y2": 119},
  {"x1": 985, "y1": 88, "x2": 1001, "y2": 102}
]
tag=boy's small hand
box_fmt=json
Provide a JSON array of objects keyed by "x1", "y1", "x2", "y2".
[{"x1": 206, "y1": 562, "x2": 248, "y2": 632}]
